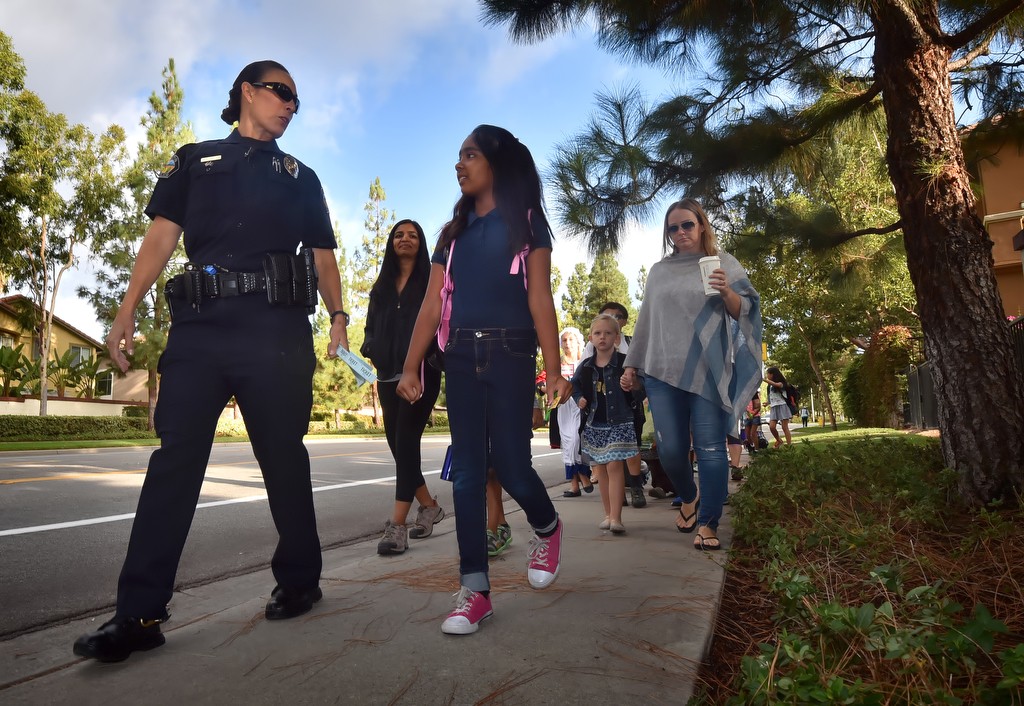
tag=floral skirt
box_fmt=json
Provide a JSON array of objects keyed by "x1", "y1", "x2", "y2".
[{"x1": 582, "y1": 421, "x2": 638, "y2": 465}]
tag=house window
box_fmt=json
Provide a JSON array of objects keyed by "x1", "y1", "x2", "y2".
[
  {"x1": 69, "y1": 345, "x2": 92, "y2": 366},
  {"x1": 0, "y1": 332, "x2": 14, "y2": 349},
  {"x1": 96, "y1": 370, "x2": 114, "y2": 397}
]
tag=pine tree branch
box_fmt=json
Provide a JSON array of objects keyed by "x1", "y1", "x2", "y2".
[{"x1": 944, "y1": 0, "x2": 1024, "y2": 51}]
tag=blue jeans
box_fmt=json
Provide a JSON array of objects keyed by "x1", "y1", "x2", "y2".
[
  {"x1": 644, "y1": 375, "x2": 729, "y2": 530},
  {"x1": 445, "y1": 328, "x2": 558, "y2": 592}
]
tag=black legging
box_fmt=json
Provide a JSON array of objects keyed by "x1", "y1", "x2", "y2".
[{"x1": 377, "y1": 366, "x2": 442, "y2": 502}]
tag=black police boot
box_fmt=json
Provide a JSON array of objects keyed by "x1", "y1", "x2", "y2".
[
  {"x1": 265, "y1": 586, "x2": 323, "y2": 620},
  {"x1": 73, "y1": 616, "x2": 166, "y2": 662}
]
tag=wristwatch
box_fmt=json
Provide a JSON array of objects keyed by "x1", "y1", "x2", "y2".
[{"x1": 330, "y1": 310, "x2": 350, "y2": 326}]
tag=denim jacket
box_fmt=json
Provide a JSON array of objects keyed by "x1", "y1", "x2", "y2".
[{"x1": 570, "y1": 352, "x2": 644, "y2": 427}]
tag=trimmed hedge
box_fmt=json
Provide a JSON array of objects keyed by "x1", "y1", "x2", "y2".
[{"x1": 0, "y1": 415, "x2": 152, "y2": 441}]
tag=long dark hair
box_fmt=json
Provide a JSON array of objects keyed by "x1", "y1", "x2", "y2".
[
  {"x1": 766, "y1": 366, "x2": 788, "y2": 386},
  {"x1": 438, "y1": 124, "x2": 553, "y2": 255},
  {"x1": 221, "y1": 60, "x2": 291, "y2": 125},
  {"x1": 370, "y1": 219, "x2": 430, "y2": 298}
]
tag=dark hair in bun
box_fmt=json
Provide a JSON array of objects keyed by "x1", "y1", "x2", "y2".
[{"x1": 221, "y1": 59, "x2": 290, "y2": 125}]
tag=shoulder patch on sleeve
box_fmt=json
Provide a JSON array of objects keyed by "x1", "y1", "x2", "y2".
[{"x1": 156, "y1": 154, "x2": 179, "y2": 179}]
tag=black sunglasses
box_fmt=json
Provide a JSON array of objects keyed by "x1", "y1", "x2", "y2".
[
  {"x1": 667, "y1": 220, "x2": 697, "y2": 234},
  {"x1": 251, "y1": 82, "x2": 300, "y2": 112}
]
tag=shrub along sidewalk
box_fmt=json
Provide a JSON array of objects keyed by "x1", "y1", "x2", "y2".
[{"x1": 696, "y1": 432, "x2": 1024, "y2": 705}]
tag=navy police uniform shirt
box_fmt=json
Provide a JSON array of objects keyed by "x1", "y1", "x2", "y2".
[
  {"x1": 431, "y1": 209, "x2": 552, "y2": 330},
  {"x1": 146, "y1": 129, "x2": 336, "y2": 273}
]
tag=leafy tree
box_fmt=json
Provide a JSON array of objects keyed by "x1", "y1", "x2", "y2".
[
  {"x1": 0, "y1": 344, "x2": 28, "y2": 396},
  {"x1": 482, "y1": 0, "x2": 1024, "y2": 506},
  {"x1": 46, "y1": 349, "x2": 83, "y2": 398},
  {"x1": 312, "y1": 312, "x2": 370, "y2": 425},
  {"x1": 80, "y1": 59, "x2": 194, "y2": 429},
  {"x1": 0, "y1": 56, "x2": 126, "y2": 414}
]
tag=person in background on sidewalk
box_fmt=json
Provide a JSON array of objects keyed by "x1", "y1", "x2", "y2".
[
  {"x1": 765, "y1": 367, "x2": 793, "y2": 448},
  {"x1": 621, "y1": 198, "x2": 762, "y2": 552},
  {"x1": 397, "y1": 124, "x2": 571, "y2": 635},
  {"x1": 73, "y1": 61, "x2": 346, "y2": 662},
  {"x1": 744, "y1": 391, "x2": 762, "y2": 454},
  {"x1": 582, "y1": 302, "x2": 648, "y2": 508},
  {"x1": 557, "y1": 326, "x2": 593, "y2": 497},
  {"x1": 362, "y1": 219, "x2": 445, "y2": 556},
  {"x1": 486, "y1": 469, "x2": 513, "y2": 557},
  {"x1": 533, "y1": 371, "x2": 548, "y2": 429},
  {"x1": 728, "y1": 434, "x2": 745, "y2": 482},
  {"x1": 800, "y1": 406, "x2": 810, "y2": 428},
  {"x1": 572, "y1": 314, "x2": 642, "y2": 534}
]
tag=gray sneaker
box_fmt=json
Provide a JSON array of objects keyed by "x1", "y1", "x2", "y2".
[
  {"x1": 408, "y1": 501, "x2": 446, "y2": 539},
  {"x1": 377, "y1": 520, "x2": 408, "y2": 555},
  {"x1": 629, "y1": 486, "x2": 647, "y2": 508}
]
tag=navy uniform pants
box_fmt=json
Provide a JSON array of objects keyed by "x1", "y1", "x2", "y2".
[{"x1": 116, "y1": 296, "x2": 321, "y2": 619}]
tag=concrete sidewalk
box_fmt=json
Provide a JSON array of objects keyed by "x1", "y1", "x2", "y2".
[{"x1": 1, "y1": 484, "x2": 731, "y2": 706}]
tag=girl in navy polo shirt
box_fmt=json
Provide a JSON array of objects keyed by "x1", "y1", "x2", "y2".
[{"x1": 398, "y1": 125, "x2": 571, "y2": 635}]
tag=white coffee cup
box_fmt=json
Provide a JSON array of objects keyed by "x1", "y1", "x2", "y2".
[{"x1": 699, "y1": 255, "x2": 721, "y2": 296}]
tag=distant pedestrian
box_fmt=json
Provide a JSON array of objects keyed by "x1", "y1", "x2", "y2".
[
  {"x1": 362, "y1": 219, "x2": 445, "y2": 556},
  {"x1": 744, "y1": 391, "x2": 762, "y2": 453},
  {"x1": 621, "y1": 198, "x2": 762, "y2": 552},
  {"x1": 800, "y1": 406, "x2": 810, "y2": 428},
  {"x1": 397, "y1": 124, "x2": 571, "y2": 635},
  {"x1": 557, "y1": 326, "x2": 593, "y2": 496},
  {"x1": 765, "y1": 366, "x2": 793, "y2": 447}
]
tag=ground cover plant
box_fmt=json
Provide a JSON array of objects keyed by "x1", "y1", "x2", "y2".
[{"x1": 696, "y1": 433, "x2": 1024, "y2": 705}]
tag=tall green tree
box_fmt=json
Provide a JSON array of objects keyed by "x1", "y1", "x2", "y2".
[
  {"x1": 582, "y1": 250, "x2": 635, "y2": 332},
  {"x1": 0, "y1": 30, "x2": 27, "y2": 287},
  {"x1": 482, "y1": 0, "x2": 1024, "y2": 506},
  {"x1": 0, "y1": 35, "x2": 127, "y2": 415},
  {"x1": 734, "y1": 120, "x2": 919, "y2": 428},
  {"x1": 80, "y1": 59, "x2": 194, "y2": 428},
  {"x1": 349, "y1": 177, "x2": 396, "y2": 316},
  {"x1": 561, "y1": 262, "x2": 590, "y2": 330}
]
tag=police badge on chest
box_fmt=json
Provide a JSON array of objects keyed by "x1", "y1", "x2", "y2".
[{"x1": 283, "y1": 155, "x2": 299, "y2": 179}]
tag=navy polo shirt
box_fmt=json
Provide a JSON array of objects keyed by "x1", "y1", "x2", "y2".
[
  {"x1": 146, "y1": 129, "x2": 336, "y2": 273},
  {"x1": 431, "y1": 209, "x2": 552, "y2": 330}
]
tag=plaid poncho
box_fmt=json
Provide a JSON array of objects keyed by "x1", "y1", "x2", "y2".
[{"x1": 624, "y1": 250, "x2": 763, "y2": 431}]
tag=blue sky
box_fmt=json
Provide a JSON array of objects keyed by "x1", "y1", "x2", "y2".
[{"x1": 1, "y1": 0, "x2": 680, "y2": 340}]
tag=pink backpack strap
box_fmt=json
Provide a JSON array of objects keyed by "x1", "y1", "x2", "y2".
[{"x1": 509, "y1": 209, "x2": 532, "y2": 287}]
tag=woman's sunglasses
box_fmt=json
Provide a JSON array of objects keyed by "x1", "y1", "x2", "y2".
[
  {"x1": 667, "y1": 220, "x2": 697, "y2": 234},
  {"x1": 251, "y1": 82, "x2": 300, "y2": 112}
]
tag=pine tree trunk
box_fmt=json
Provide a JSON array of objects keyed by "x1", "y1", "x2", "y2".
[{"x1": 873, "y1": 1, "x2": 1024, "y2": 506}]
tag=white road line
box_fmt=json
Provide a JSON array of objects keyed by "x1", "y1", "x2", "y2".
[{"x1": 0, "y1": 451, "x2": 561, "y2": 537}]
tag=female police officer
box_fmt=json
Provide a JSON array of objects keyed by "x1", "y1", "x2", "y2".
[{"x1": 73, "y1": 60, "x2": 349, "y2": 662}]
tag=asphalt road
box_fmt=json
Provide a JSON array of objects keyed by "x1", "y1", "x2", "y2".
[{"x1": 0, "y1": 435, "x2": 566, "y2": 639}]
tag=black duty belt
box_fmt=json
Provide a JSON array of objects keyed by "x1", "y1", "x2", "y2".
[
  {"x1": 164, "y1": 248, "x2": 319, "y2": 315},
  {"x1": 165, "y1": 270, "x2": 266, "y2": 300}
]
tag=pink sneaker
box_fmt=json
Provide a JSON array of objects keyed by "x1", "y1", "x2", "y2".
[
  {"x1": 440, "y1": 587, "x2": 493, "y2": 635},
  {"x1": 527, "y1": 519, "x2": 563, "y2": 589}
]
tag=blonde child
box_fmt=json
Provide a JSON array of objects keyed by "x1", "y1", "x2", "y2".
[{"x1": 571, "y1": 314, "x2": 641, "y2": 534}]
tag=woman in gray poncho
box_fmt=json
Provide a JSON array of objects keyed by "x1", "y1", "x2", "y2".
[{"x1": 620, "y1": 198, "x2": 762, "y2": 550}]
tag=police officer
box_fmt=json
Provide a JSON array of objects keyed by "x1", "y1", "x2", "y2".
[{"x1": 73, "y1": 60, "x2": 349, "y2": 662}]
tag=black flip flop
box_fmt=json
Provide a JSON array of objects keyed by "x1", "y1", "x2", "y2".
[
  {"x1": 676, "y1": 499, "x2": 699, "y2": 533},
  {"x1": 694, "y1": 533, "x2": 722, "y2": 551}
]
